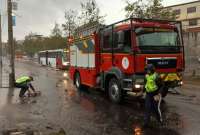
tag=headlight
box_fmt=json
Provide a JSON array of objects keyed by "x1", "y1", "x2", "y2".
[
  {"x1": 178, "y1": 81, "x2": 183, "y2": 86},
  {"x1": 63, "y1": 72, "x2": 68, "y2": 77},
  {"x1": 63, "y1": 62, "x2": 68, "y2": 66},
  {"x1": 181, "y1": 81, "x2": 183, "y2": 85},
  {"x1": 135, "y1": 84, "x2": 142, "y2": 89}
]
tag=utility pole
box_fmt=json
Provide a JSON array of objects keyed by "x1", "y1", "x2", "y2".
[
  {"x1": 0, "y1": 14, "x2": 2, "y2": 87},
  {"x1": 7, "y1": 0, "x2": 15, "y2": 87}
]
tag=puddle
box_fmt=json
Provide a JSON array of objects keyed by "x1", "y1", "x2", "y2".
[
  {"x1": 48, "y1": 128, "x2": 66, "y2": 135},
  {"x1": 2, "y1": 128, "x2": 66, "y2": 135},
  {"x1": 2, "y1": 129, "x2": 38, "y2": 135}
]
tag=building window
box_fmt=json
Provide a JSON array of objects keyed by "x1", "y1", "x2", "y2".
[
  {"x1": 189, "y1": 19, "x2": 197, "y2": 26},
  {"x1": 187, "y1": 7, "x2": 196, "y2": 13},
  {"x1": 173, "y1": 9, "x2": 181, "y2": 15}
]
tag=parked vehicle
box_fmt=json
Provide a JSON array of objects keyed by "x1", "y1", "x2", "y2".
[
  {"x1": 38, "y1": 49, "x2": 69, "y2": 69},
  {"x1": 69, "y1": 18, "x2": 185, "y2": 103}
]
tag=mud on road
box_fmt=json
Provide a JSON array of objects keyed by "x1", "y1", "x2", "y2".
[{"x1": 0, "y1": 60, "x2": 199, "y2": 135}]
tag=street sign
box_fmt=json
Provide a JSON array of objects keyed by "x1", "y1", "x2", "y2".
[
  {"x1": 12, "y1": 16, "x2": 16, "y2": 26},
  {"x1": 12, "y1": 2, "x2": 18, "y2": 10}
]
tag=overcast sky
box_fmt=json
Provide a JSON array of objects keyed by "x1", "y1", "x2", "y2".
[{"x1": 0, "y1": 0, "x2": 195, "y2": 41}]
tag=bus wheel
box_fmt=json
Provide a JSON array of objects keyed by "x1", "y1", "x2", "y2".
[
  {"x1": 75, "y1": 72, "x2": 82, "y2": 89},
  {"x1": 108, "y1": 78, "x2": 123, "y2": 104}
]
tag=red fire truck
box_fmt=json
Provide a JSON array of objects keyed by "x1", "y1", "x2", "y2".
[{"x1": 69, "y1": 18, "x2": 185, "y2": 103}]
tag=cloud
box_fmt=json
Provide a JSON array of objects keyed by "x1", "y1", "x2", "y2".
[
  {"x1": 10, "y1": 0, "x2": 126, "y2": 40},
  {"x1": 2, "y1": 0, "x2": 84, "y2": 41},
  {"x1": 1, "y1": 0, "x2": 195, "y2": 41}
]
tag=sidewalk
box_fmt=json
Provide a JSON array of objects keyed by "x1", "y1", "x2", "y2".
[
  {"x1": 0, "y1": 88, "x2": 20, "y2": 128},
  {"x1": 0, "y1": 60, "x2": 66, "y2": 135},
  {"x1": 0, "y1": 87, "x2": 65, "y2": 135}
]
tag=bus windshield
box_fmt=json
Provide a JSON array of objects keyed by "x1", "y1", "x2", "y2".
[{"x1": 62, "y1": 52, "x2": 67, "y2": 62}]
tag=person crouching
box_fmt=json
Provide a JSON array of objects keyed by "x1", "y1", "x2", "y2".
[{"x1": 15, "y1": 76, "x2": 36, "y2": 98}]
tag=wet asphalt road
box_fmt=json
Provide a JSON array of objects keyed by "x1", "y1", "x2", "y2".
[{"x1": 0, "y1": 60, "x2": 200, "y2": 135}]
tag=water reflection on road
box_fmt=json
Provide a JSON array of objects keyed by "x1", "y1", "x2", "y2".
[
  {"x1": 0, "y1": 61, "x2": 185, "y2": 135},
  {"x1": 59, "y1": 78, "x2": 182, "y2": 135}
]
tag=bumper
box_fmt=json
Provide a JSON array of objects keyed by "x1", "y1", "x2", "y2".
[
  {"x1": 164, "y1": 80, "x2": 183, "y2": 88},
  {"x1": 161, "y1": 73, "x2": 183, "y2": 88},
  {"x1": 126, "y1": 73, "x2": 183, "y2": 91}
]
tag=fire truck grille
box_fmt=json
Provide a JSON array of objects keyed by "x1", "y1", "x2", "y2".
[{"x1": 147, "y1": 57, "x2": 177, "y2": 69}]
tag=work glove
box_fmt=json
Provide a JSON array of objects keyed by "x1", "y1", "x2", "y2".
[{"x1": 154, "y1": 93, "x2": 161, "y2": 101}]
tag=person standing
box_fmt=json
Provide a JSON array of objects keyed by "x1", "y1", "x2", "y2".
[{"x1": 143, "y1": 64, "x2": 163, "y2": 128}]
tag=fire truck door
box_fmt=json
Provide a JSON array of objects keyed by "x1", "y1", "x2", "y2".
[
  {"x1": 100, "y1": 28, "x2": 113, "y2": 71},
  {"x1": 113, "y1": 30, "x2": 133, "y2": 73}
]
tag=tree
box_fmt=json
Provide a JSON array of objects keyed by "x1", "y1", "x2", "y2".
[
  {"x1": 124, "y1": 0, "x2": 146, "y2": 18},
  {"x1": 124, "y1": 0, "x2": 175, "y2": 20},
  {"x1": 51, "y1": 22, "x2": 62, "y2": 37},
  {"x1": 20, "y1": 32, "x2": 66, "y2": 57},
  {"x1": 79, "y1": 0, "x2": 104, "y2": 25},
  {"x1": 22, "y1": 32, "x2": 42, "y2": 56},
  {"x1": 62, "y1": 10, "x2": 77, "y2": 37}
]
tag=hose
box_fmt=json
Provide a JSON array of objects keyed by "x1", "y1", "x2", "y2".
[{"x1": 157, "y1": 94, "x2": 163, "y2": 122}]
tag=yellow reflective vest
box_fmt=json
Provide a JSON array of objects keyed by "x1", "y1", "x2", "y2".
[
  {"x1": 145, "y1": 73, "x2": 158, "y2": 93},
  {"x1": 16, "y1": 76, "x2": 30, "y2": 84}
]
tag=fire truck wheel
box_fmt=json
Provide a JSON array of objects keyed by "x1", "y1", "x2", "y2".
[
  {"x1": 161, "y1": 86, "x2": 169, "y2": 98},
  {"x1": 75, "y1": 72, "x2": 82, "y2": 89},
  {"x1": 108, "y1": 78, "x2": 123, "y2": 103}
]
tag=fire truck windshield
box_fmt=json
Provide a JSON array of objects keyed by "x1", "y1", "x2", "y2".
[
  {"x1": 137, "y1": 32, "x2": 178, "y2": 46},
  {"x1": 136, "y1": 27, "x2": 179, "y2": 47},
  {"x1": 135, "y1": 27, "x2": 181, "y2": 53}
]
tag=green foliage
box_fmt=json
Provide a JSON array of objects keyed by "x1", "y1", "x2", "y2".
[
  {"x1": 19, "y1": 32, "x2": 66, "y2": 57},
  {"x1": 79, "y1": 0, "x2": 104, "y2": 25},
  {"x1": 62, "y1": 0, "x2": 104, "y2": 37},
  {"x1": 125, "y1": 0, "x2": 146, "y2": 18},
  {"x1": 18, "y1": 0, "x2": 104, "y2": 56},
  {"x1": 51, "y1": 22, "x2": 62, "y2": 37},
  {"x1": 124, "y1": 0, "x2": 176, "y2": 20},
  {"x1": 62, "y1": 10, "x2": 77, "y2": 36}
]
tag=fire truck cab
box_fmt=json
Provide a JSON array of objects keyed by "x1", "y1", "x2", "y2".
[{"x1": 69, "y1": 18, "x2": 185, "y2": 103}]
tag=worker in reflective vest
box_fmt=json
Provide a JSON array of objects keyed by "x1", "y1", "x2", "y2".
[
  {"x1": 143, "y1": 64, "x2": 163, "y2": 128},
  {"x1": 15, "y1": 76, "x2": 36, "y2": 98}
]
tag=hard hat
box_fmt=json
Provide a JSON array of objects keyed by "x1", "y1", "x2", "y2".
[{"x1": 145, "y1": 64, "x2": 155, "y2": 73}]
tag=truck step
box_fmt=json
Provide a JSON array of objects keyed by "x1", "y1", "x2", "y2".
[
  {"x1": 123, "y1": 88, "x2": 132, "y2": 91},
  {"x1": 123, "y1": 79, "x2": 132, "y2": 82}
]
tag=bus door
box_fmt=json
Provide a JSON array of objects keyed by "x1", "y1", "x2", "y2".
[{"x1": 45, "y1": 51, "x2": 48, "y2": 65}]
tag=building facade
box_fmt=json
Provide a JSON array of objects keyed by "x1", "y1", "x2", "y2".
[{"x1": 166, "y1": 0, "x2": 200, "y2": 32}]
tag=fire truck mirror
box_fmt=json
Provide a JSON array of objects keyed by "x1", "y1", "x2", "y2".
[
  {"x1": 113, "y1": 31, "x2": 125, "y2": 50},
  {"x1": 135, "y1": 27, "x2": 144, "y2": 34},
  {"x1": 118, "y1": 31, "x2": 125, "y2": 45}
]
